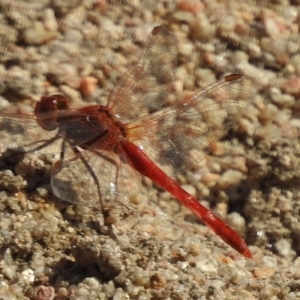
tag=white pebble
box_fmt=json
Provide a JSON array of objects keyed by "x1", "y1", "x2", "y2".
[
  {"x1": 262, "y1": 255, "x2": 277, "y2": 268},
  {"x1": 275, "y1": 239, "x2": 292, "y2": 257},
  {"x1": 21, "y1": 268, "x2": 35, "y2": 283},
  {"x1": 226, "y1": 212, "x2": 246, "y2": 235},
  {"x1": 43, "y1": 8, "x2": 58, "y2": 32},
  {"x1": 217, "y1": 170, "x2": 243, "y2": 189},
  {"x1": 82, "y1": 277, "x2": 100, "y2": 290},
  {"x1": 265, "y1": 18, "x2": 281, "y2": 39},
  {"x1": 190, "y1": 13, "x2": 216, "y2": 40},
  {"x1": 23, "y1": 21, "x2": 47, "y2": 45},
  {"x1": 270, "y1": 88, "x2": 295, "y2": 108}
]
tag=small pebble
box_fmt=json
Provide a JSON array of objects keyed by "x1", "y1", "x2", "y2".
[
  {"x1": 79, "y1": 76, "x2": 98, "y2": 96},
  {"x1": 35, "y1": 286, "x2": 55, "y2": 300}
]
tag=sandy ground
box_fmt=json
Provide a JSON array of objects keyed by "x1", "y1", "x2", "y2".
[{"x1": 0, "y1": 0, "x2": 300, "y2": 299}]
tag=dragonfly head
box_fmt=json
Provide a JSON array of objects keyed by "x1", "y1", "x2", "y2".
[{"x1": 34, "y1": 94, "x2": 69, "y2": 131}]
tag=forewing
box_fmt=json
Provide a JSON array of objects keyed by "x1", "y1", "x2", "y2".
[
  {"x1": 0, "y1": 105, "x2": 121, "y2": 163},
  {"x1": 0, "y1": 108, "x2": 61, "y2": 155},
  {"x1": 107, "y1": 26, "x2": 177, "y2": 122}
]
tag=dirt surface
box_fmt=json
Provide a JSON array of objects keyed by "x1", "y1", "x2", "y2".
[{"x1": 0, "y1": 0, "x2": 300, "y2": 299}]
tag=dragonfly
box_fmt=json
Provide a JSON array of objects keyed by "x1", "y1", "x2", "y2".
[{"x1": 0, "y1": 26, "x2": 255, "y2": 257}]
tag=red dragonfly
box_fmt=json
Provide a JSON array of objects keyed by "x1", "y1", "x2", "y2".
[{"x1": 0, "y1": 26, "x2": 255, "y2": 257}]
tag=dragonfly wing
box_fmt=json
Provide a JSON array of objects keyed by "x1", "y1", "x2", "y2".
[
  {"x1": 51, "y1": 146, "x2": 143, "y2": 208},
  {"x1": 0, "y1": 111, "x2": 60, "y2": 154},
  {"x1": 107, "y1": 26, "x2": 177, "y2": 122},
  {"x1": 51, "y1": 152, "x2": 99, "y2": 206},
  {"x1": 161, "y1": 74, "x2": 256, "y2": 174},
  {"x1": 128, "y1": 74, "x2": 256, "y2": 177}
]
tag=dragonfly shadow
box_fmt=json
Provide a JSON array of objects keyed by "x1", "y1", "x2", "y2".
[
  {"x1": 0, "y1": 148, "x2": 54, "y2": 195},
  {"x1": 45, "y1": 256, "x2": 107, "y2": 287},
  {"x1": 0, "y1": 148, "x2": 26, "y2": 169}
]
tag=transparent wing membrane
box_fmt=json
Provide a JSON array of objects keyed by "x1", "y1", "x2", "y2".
[
  {"x1": 125, "y1": 74, "x2": 256, "y2": 177},
  {"x1": 107, "y1": 26, "x2": 177, "y2": 121}
]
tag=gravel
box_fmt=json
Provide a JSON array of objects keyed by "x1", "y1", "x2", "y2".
[{"x1": 1, "y1": 0, "x2": 300, "y2": 299}]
